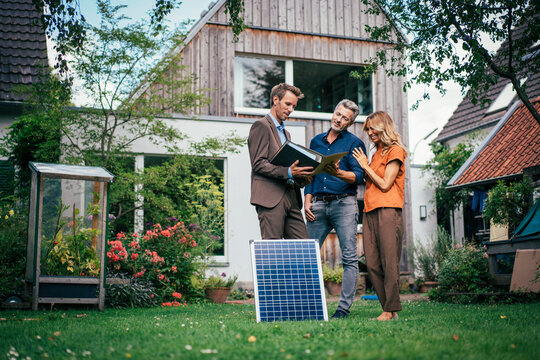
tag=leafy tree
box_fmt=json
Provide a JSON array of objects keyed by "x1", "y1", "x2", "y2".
[
  {"x1": 423, "y1": 140, "x2": 476, "y2": 231},
  {"x1": 33, "y1": 0, "x2": 247, "y2": 72},
  {"x1": 4, "y1": 0, "x2": 245, "y2": 234},
  {"x1": 0, "y1": 71, "x2": 71, "y2": 200},
  {"x1": 359, "y1": 0, "x2": 540, "y2": 124}
]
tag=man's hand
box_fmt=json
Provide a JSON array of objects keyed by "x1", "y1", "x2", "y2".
[
  {"x1": 304, "y1": 197, "x2": 315, "y2": 222},
  {"x1": 323, "y1": 160, "x2": 340, "y2": 176},
  {"x1": 290, "y1": 160, "x2": 314, "y2": 177}
]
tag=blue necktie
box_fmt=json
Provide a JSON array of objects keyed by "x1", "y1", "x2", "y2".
[{"x1": 277, "y1": 125, "x2": 286, "y2": 144}]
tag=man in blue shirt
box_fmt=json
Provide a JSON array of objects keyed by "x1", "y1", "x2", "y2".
[{"x1": 304, "y1": 99, "x2": 366, "y2": 319}]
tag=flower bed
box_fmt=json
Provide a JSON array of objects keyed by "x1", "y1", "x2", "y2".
[{"x1": 106, "y1": 221, "x2": 219, "y2": 306}]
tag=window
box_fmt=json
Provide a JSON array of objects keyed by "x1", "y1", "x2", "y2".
[
  {"x1": 234, "y1": 55, "x2": 373, "y2": 119},
  {"x1": 234, "y1": 56, "x2": 285, "y2": 109},
  {"x1": 142, "y1": 155, "x2": 226, "y2": 257},
  {"x1": 293, "y1": 60, "x2": 373, "y2": 115}
]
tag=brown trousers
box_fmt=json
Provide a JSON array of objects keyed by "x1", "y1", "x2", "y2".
[
  {"x1": 363, "y1": 208, "x2": 403, "y2": 312},
  {"x1": 256, "y1": 189, "x2": 308, "y2": 239}
]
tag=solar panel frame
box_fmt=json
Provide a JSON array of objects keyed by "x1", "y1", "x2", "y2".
[{"x1": 250, "y1": 239, "x2": 328, "y2": 322}]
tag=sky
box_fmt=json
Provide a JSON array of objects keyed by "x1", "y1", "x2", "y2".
[{"x1": 62, "y1": 0, "x2": 468, "y2": 165}]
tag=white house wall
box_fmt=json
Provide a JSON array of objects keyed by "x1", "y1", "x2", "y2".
[{"x1": 410, "y1": 165, "x2": 438, "y2": 250}]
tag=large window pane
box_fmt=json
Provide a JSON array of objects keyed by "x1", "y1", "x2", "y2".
[
  {"x1": 293, "y1": 60, "x2": 373, "y2": 115},
  {"x1": 143, "y1": 155, "x2": 225, "y2": 256},
  {"x1": 234, "y1": 56, "x2": 285, "y2": 108}
]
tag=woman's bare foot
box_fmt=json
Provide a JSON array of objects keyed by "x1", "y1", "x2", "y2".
[{"x1": 376, "y1": 311, "x2": 394, "y2": 321}]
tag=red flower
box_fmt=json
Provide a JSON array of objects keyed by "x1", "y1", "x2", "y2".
[
  {"x1": 131, "y1": 253, "x2": 138, "y2": 260},
  {"x1": 160, "y1": 230, "x2": 171, "y2": 238},
  {"x1": 158, "y1": 274, "x2": 165, "y2": 281},
  {"x1": 172, "y1": 292, "x2": 182, "y2": 299},
  {"x1": 171, "y1": 266, "x2": 177, "y2": 273}
]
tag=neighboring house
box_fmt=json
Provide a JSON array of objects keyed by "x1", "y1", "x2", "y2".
[
  {"x1": 0, "y1": 0, "x2": 48, "y2": 197},
  {"x1": 446, "y1": 98, "x2": 540, "y2": 285},
  {"x1": 134, "y1": 0, "x2": 412, "y2": 285},
  {"x1": 436, "y1": 23, "x2": 540, "y2": 243}
]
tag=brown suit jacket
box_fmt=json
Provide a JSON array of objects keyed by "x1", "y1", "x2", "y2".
[{"x1": 248, "y1": 115, "x2": 303, "y2": 208}]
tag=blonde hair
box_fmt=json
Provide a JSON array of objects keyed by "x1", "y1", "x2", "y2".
[{"x1": 363, "y1": 111, "x2": 408, "y2": 155}]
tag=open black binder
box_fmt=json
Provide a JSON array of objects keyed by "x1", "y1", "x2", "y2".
[{"x1": 270, "y1": 140, "x2": 347, "y2": 175}]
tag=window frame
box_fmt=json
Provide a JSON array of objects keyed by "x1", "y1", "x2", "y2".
[{"x1": 234, "y1": 54, "x2": 374, "y2": 122}]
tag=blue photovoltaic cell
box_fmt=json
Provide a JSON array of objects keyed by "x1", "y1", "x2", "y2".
[{"x1": 250, "y1": 239, "x2": 328, "y2": 322}]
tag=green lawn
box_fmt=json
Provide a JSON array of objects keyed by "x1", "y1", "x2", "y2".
[{"x1": 1, "y1": 299, "x2": 539, "y2": 359}]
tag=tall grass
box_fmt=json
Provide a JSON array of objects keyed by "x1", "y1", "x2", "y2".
[{"x1": 1, "y1": 300, "x2": 539, "y2": 359}]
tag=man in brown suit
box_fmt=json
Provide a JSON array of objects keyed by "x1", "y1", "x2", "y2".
[{"x1": 248, "y1": 83, "x2": 313, "y2": 239}]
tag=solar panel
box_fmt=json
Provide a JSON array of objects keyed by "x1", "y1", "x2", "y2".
[{"x1": 250, "y1": 239, "x2": 328, "y2": 322}]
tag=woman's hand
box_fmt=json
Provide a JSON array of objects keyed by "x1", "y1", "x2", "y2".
[{"x1": 352, "y1": 147, "x2": 369, "y2": 169}]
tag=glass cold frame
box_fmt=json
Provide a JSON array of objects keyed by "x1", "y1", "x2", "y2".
[
  {"x1": 234, "y1": 56, "x2": 285, "y2": 108},
  {"x1": 293, "y1": 60, "x2": 373, "y2": 115},
  {"x1": 235, "y1": 55, "x2": 373, "y2": 116}
]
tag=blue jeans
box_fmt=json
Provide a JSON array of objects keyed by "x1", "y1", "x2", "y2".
[{"x1": 307, "y1": 195, "x2": 358, "y2": 313}]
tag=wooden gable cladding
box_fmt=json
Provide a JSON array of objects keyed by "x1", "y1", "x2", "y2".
[{"x1": 209, "y1": 0, "x2": 399, "y2": 42}]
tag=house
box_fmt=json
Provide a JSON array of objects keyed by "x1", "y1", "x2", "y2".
[
  {"x1": 0, "y1": 0, "x2": 48, "y2": 197},
  {"x1": 436, "y1": 23, "x2": 540, "y2": 243},
  {"x1": 446, "y1": 97, "x2": 540, "y2": 285},
  {"x1": 133, "y1": 0, "x2": 412, "y2": 286}
]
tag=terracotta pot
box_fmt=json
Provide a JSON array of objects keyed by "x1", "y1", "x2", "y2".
[
  {"x1": 205, "y1": 287, "x2": 231, "y2": 303},
  {"x1": 325, "y1": 281, "x2": 342, "y2": 296}
]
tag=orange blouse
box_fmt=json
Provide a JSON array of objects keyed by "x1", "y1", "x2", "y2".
[{"x1": 363, "y1": 145, "x2": 406, "y2": 212}]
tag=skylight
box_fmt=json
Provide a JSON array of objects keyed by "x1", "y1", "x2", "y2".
[{"x1": 486, "y1": 78, "x2": 527, "y2": 114}]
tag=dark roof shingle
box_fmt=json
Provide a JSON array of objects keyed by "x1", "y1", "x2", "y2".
[{"x1": 0, "y1": 0, "x2": 48, "y2": 102}]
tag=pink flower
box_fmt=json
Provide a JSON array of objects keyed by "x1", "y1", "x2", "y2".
[
  {"x1": 171, "y1": 266, "x2": 177, "y2": 273},
  {"x1": 160, "y1": 230, "x2": 171, "y2": 238},
  {"x1": 158, "y1": 274, "x2": 165, "y2": 281},
  {"x1": 456, "y1": 244, "x2": 463, "y2": 248},
  {"x1": 131, "y1": 253, "x2": 138, "y2": 260}
]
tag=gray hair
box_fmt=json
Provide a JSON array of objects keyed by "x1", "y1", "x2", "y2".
[{"x1": 334, "y1": 99, "x2": 359, "y2": 123}]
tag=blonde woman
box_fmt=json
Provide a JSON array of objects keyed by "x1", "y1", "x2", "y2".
[{"x1": 352, "y1": 111, "x2": 407, "y2": 321}]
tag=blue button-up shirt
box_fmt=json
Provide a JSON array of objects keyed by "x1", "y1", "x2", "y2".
[{"x1": 304, "y1": 129, "x2": 366, "y2": 196}]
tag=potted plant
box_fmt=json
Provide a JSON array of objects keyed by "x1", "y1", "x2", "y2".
[
  {"x1": 322, "y1": 263, "x2": 343, "y2": 296},
  {"x1": 200, "y1": 272, "x2": 238, "y2": 303}
]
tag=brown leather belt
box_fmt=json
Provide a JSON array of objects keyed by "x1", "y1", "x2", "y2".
[{"x1": 313, "y1": 193, "x2": 354, "y2": 202}]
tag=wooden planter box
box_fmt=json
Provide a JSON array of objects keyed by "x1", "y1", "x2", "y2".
[{"x1": 32, "y1": 276, "x2": 101, "y2": 306}]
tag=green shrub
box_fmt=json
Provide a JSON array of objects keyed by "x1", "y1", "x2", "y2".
[
  {"x1": 483, "y1": 178, "x2": 533, "y2": 232},
  {"x1": 322, "y1": 263, "x2": 343, "y2": 284},
  {"x1": 430, "y1": 244, "x2": 493, "y2": 303},
  {"x1": 411, "y1": 226, "x2": 453, "y2": 282},
  {"x1": 0, "y1": 204, "x2": 27, "y2": 301},
  {"x1": 105, "y1": 275, "x2": 156, "y2": 308}
]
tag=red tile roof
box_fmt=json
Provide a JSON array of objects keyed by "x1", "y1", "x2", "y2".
[
  {"x1": 437, "y1": 23, "x2": 540, "y2": 142},
  {"x1": 0, "y1": 0, "x2": 48, "y2": 102},
  {"x1": 449, "y1": 97, "x2": 540, "y2": 187}
]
